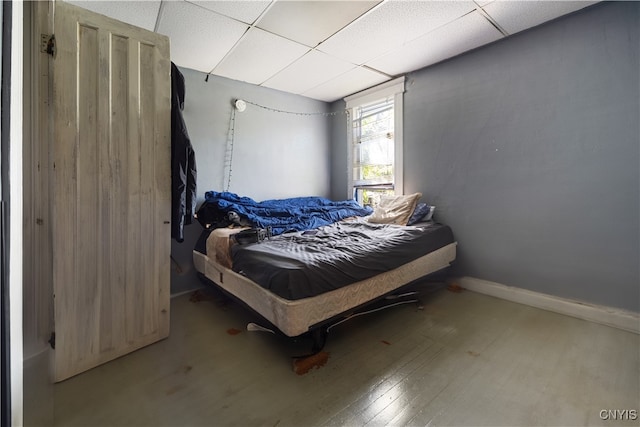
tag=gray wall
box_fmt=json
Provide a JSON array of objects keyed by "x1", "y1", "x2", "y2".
[
  {"x1": 329, "y1": 101, "x2": 349, "y2": 199},
  {"x1": 171, "y1": 68, "x2": 332, "y2": 295},
  {"x1": 332, "y1": 2, "x2": 639, "y2": 312}
]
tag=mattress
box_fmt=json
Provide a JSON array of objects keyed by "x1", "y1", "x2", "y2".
[
  {"x1": 193, "y1": 221, "x2": 457, "y2": 337},
  {"x1": 231, "y1": 221, "x2": 454, "y2": 300}
]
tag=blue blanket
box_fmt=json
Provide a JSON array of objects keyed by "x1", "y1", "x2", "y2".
[{"x1": 204, "y1": 191, "x2": 373, "y2": 236}]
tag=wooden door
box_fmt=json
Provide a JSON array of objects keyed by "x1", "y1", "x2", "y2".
[{"x1": 51, "y1": 1, "x2": 171, "y2": 382}]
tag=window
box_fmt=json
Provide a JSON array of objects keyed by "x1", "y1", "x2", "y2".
[{"x1": 345, "y1": 77, "x2": 404, "y2": 207}]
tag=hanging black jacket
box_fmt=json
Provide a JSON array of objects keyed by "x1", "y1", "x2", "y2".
[{"x1": 171, "y1": 62, "x2": 197, "y2": 242}]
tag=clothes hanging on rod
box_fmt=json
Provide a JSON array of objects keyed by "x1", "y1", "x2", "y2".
[{"x1": 171, "y1": 62, "x2": 197, "y2": 243}]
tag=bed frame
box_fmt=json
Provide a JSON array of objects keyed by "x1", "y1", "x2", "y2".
[{"x1": 192, "y1": 241, "x2": 457, "y2": 352}]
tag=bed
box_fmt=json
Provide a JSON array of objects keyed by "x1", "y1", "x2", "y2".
[{"x1": 192, "y1": 191, "x2": 457, "y2": 351}]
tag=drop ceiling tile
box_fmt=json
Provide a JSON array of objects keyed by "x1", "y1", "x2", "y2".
[
  {"x1": 367, "y1": 10, "x2": 504, "y2": 76},
  {"x1": 262, "y1": 50, "x2": 357, "y2": 95},
  {"x1": 213, "y1": 27, "x2": 310, "y2": 85},
  {"x1": 318, "y1": 0, "x2": 476, "y2": 65},
  {"x1": 302, "y1": 66, "x2": 390, "y2": 102},
  {"x1": 256, "y1": 0, "x2": 380, "y2": 47},
  {"x1": 67, "y1": 0, "x2": 161, "y2": 31},
  {"x1": 188, "y1": 0, "x2": 271, "y2": 25},
  {"x1": 156, "y1": 0, "x2": 249, "y2": 73},
  {"x1": 483, "y1": 0, "x2": 598, "y2": 35}
]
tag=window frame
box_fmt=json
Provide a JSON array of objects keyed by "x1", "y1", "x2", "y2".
[{"x1": 345, "y1": 76, "x2": 405, "y2": 204}]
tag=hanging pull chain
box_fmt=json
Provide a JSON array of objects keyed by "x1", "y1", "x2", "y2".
[{"x1": 223, "y1": 108, "x2": 236, "y2": 192}]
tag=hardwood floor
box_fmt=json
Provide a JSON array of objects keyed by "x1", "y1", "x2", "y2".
[{"x1": 53, "y1": 283, "x2": 639, "y2": 426}]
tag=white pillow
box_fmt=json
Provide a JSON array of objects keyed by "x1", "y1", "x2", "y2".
[{"x1": 368, "y1": 192, "x2": 422, "y2": 226}]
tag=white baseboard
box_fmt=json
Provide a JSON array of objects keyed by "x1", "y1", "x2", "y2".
[
  {"x1": 23, "y1": 347, "x2": 50, "y2": 365},
  {"x1": 171, "y1": 286, "x2": 204, "y2": 299},
  {"x1": 456, "y1": 276, "x2": 640, "y2": 335}
]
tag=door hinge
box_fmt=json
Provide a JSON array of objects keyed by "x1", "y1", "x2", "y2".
[
  {"x1": 48, "y1": 332, "x2": 56, "y2": 349},
  {"x1": 40, "y1": 34, "x2": 56, "y2": 57}
]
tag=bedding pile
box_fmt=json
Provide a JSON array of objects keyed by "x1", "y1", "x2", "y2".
[{"x1": 199, "y1": 191, "x2": 373, "y2": 235}]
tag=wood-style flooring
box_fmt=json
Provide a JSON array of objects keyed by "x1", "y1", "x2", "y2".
[{"x1": 52, "y1": 283, "x2": 640, "y2": 426}]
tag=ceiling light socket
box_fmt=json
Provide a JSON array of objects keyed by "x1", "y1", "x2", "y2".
[{"x1": 234, "y1": 99, "x2": 246, "y2": 112}]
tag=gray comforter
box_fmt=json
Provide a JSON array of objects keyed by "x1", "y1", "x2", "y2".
[{"x1": 231, "y1": 220, "x2": 454, "y2": 300}]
